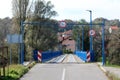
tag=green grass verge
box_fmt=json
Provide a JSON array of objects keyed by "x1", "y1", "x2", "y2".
[
  {"x1": 105, "y1": 61, "x2": 120, "y2": 68},
  {"x1": 106, "y1": 71, "x2": 120, "y2": 80},
  {"x1": 0, "y1": 61, "x2": 36, "y2": 80}
]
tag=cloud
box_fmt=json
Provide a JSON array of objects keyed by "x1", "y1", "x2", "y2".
[
  {"x1": 0, "y1": 0, "x2": 12, "y2": 18},
  {"x1": 49, "y1": 0, "x2": 120, "y2": 20}
]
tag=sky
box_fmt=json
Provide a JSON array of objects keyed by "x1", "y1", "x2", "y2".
[{"x1": 0, "y1": 0, "x2": 120, "y2": 21}]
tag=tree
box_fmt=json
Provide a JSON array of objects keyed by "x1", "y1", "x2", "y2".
[
  {"x1": 12, "y1": 0, "x2": 30, "y2": 63},
  {"x1": 24, "y1": 0, "x2": 58, "y2": 60},
  {"x1": 107, "y1": 29, "x2": 120, "y2": 65},
  {"x1": 0, "y1": 17, "x2": 12, "y2": 46},
  {"x1": 12, "y1": 0, "x2": 29, "y2": 33},
  {"x1": 72, "y1": 19, "x2": 89, "y2": 51},
  {"x1": 33, "y1": 0, "x2": 57, "y2": 19}
]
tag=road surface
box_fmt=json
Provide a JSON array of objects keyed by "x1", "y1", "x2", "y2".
[{"x1": 20, "y1": 54, "x2": 108, "y2": 80}]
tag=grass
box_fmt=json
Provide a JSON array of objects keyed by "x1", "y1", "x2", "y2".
[
  {"x1": 106, "y1": 71, "x2": 120, "y2": 80},
  {"x1": 0, "y1": 61, "x2": 36, "y2": 80},
  {"x1": 97, "y1": 61, "x2": 120, "y2": 80},
  {"x1": 105, "y1": 63, "x2": 120, "y2": 80},
  {"x1": 105, "y1": 61, "x2": 120, "y2": 68}
]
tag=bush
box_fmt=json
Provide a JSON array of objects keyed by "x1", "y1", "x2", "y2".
[
  {"x1": 0, "y1": 62, "x2": 36, "y2": 80},
  {"x1": 63, "y1": 49, "x2": 73, "y2": 54},
  {"x1": 9, "y1": 65, "x2": 28, "y2": 79}
]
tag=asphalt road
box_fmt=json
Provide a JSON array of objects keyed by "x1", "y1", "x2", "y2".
[{"x1": 20, "y1": 54, "x2": 108, "y2": 80}]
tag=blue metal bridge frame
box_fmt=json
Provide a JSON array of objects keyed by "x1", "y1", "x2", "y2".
[{"x1": 20, "y1": 20, "x2": 105, "y2": 65}]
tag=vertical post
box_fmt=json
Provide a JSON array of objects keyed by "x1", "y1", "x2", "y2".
[
  {"x1": 90, "y1": 10, "x2": 93, "y2": 53},
  {"x1": 77, "y1": 33, "x2": 80, "y2": 51},
  {"x1": 21, "y1": 21, "x2": 24, "y2": 64},
  {"x1": 82, "y1": 25, "x2": 84, "y2": 51},
  {"x1": 10, "y1": 45, "x2": 12, "y2": 64},
  {"x1": 10, "y1": 34, "x2": 12, "y2": 64},
  {"x1": 102, "y1": 20, "x2": 105, "y2": 65},
  {"x1": 87, "y1": 10, "x2": 93, "y2": 61}
]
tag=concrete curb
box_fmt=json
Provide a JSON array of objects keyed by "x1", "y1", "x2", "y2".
[{"x1": 97, "y1": 63, "x2": 107, "y2": 73}]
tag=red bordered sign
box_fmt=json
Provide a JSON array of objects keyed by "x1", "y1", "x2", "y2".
[
  {"x1": 89, "y1": 30, "x2": 95, "y2": 36},
  {"x1": 59, "y1": 21, "x2": 66, "y2": 28}
]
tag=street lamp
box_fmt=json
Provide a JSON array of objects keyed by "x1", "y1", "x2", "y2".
[{"x1": 86, "y1": 10, "x2": 93, "y2": 61}]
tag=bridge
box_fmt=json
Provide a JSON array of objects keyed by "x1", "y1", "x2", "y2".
[
  {"x1": 20, "y1": 54, "x2": 108, "y2": 80},
  {"x1": 4, "y1": 19, "x2": 107, "y2": 80}
]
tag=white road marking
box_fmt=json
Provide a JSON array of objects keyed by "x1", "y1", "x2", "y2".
[
  {"x1": 67, "y1": 54, "x2": 77, "y2": 62},
  {"x1": 47, "y1": 54, "x2": 67, "y2": 63},
  {"x1": 57, "y1": 54, "x2": 67, "y2": 63},
  {"x1": 62, "y1": 68, "x2": 66, "y2": 80}
]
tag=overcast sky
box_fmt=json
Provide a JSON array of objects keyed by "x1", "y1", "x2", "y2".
[{"x1": 0, "y1": 0, "x2": 120, "y2": 21}]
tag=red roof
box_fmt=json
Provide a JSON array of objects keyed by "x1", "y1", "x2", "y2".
[{"x1": 111, "y1": 26, "x2": 119, "y2": 30}]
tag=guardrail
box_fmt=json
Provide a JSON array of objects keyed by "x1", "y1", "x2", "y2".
[
  {"x1": 74, "y1": 51, "x2": 87, "y2": 62},
  {"x1": 33, "y1": 50, "x2": 63, "y2": 62}
]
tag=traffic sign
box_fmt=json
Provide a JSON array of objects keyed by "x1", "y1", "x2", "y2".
[
  {"x1": 89, "y1": 30, "x2": 95, "y2": 36},
  {"x1": 59, "y1": 21, "x2": 66, "y2": 28},
  {"x1": 109, "y1": 27, "x2": 112, "y2": 33}
]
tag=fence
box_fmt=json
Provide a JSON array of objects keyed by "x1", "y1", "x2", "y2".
[
  {"x1": 75, "y1": 50, "x2": 95, "y2": 62},
  {"x1": 75, "y1": 51, "x2": 87, "y2": 62},
  {"x1": 33, "y1": 50, "x2": 63, "y2": 62}
]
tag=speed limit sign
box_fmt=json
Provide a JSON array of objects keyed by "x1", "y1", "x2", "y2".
[
  {"x1": 89, "y1": 30, "x2": 95, "y2": 36},
  {"x1": 59, "y1": 21, "x2": 66, "y2": 28}
]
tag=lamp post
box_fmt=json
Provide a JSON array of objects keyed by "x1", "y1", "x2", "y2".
[{"x1": 86, "y1": 10, "x2": 93, "y2": 61}]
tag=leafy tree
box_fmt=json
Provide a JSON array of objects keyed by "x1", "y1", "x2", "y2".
[
  {"x1": 11, "y1": 0, "x2": 30, "y2": 63},
  {"x1": 33, "y1": 0, "x2": 57, "y2": 19},
  {"x1": 24, "y1": 0, "x2": 58, "y2": 60},
  {"x1": 107, "y1": 29, "x2": 120, "y2": 65},
  {"x1": 72, "y1": 19, "x2": 89, "y2": 51}
]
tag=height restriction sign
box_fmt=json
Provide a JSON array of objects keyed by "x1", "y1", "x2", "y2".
[{"x1": 59, "y1": 21, "x2": 66, "y2": 28}]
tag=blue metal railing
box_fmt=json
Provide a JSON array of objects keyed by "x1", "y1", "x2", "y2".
[
  {"x1": 33, "y1": 50, "x2": 63, "y2": 62},
  {"x1": 74, "y1": 51, "x2": 87, "y2": 62}
]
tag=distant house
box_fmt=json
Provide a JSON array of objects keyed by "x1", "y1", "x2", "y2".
[
  {"x1": 58, "y1": 30, "x2": 76, "y2": 52},
  {"x1": 109, "y1": 26, "x2": 119, "y2": 33}
]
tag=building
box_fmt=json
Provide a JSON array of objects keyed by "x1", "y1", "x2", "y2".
[
  {"x1": 109, "y1": 26, "x2": 119, "y2": 33},
  {"x1": 58, "y1": 30, "x2": 76, "y2": 52}
]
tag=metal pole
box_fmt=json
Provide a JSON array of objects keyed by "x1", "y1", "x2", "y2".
[
  {"x1": 82, "y1": 25, "x2": 84, "y2": 51},
  {"x1": 10, "y1": 45, "x2": 12, "y2": 64},
  {"x1": 87, "y1": 10, "x2": 93, "y2": 60},
  {"x1": 77, "y1": 33, "x2": 80, "y2": 51},
  {"x1": 10, "y1": 34, "x2": 12, "y2": 64},
  {"x1": 102, "y1": 20, "x2": 105, "y2": 65},
  {"x1": 21, "y1": 21, "x2": 24, "y2": 64}
]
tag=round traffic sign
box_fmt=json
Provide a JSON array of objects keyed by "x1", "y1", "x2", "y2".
[
  {"x1": 59, "y1": 21, "x2": 66, "y2": 28},
  {"x1": 89, "y1": 30, "x2": 95, "y2": 36}
]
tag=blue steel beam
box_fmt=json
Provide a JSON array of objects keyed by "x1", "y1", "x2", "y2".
[
  {"x1": 102, "y1": 20, "x2": 105, "y2": 65},
  {"x1": 20, "y1": 21, "x2": 105, "y2": 64}
]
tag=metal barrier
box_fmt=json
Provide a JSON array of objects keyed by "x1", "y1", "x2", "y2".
[
  {"x1": 33, "y1": 50, "x2": 62, "y2": 62},
  {"x1": 75, "y1": 50, "x2": 95, "y2": 62},
  {"x1": 74, "y1": 51, "x2": 87, "y2": 62}
]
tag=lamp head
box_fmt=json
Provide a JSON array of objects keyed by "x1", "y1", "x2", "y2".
[{"x1": 86, "y1": 10, "x2": 92, "y2": 12}]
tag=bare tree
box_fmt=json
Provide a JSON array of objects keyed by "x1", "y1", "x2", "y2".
[{"x1": 12, "y1": 0, "x2": 30, "y2": 33}]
